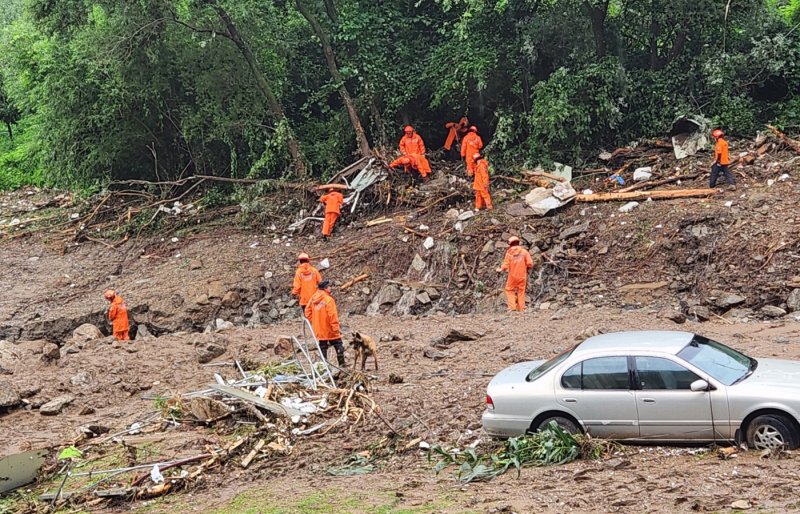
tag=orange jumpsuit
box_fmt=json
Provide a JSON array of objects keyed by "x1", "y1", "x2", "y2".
[
  {"x1": 320, "y1": 191, "x2": 344, "y2": 237},
  {"x1": 473, "y1": 159, "x2": 492, "y2": 210},
  {"x1": 108, "y1": 295, "x2": 130, "y2": 340},
  {"x1": 304, "y1": 289, "x2": 341, "y2": 341},
  {"x1": 389, "y1": 154, "x2": 431, "y2": 178},
  {"x1": 292, "y1": 262, "x2": 322, "y2": 307},
  {"x1": 501, "y1": 246, "x2": 533, "y2": 311},
  {"x1": 444, "y1": 118, "x2": 469, "y2": 151},
  {"x1": 461, "y1": 132, "x2": 483, "y2": 176},
  {"x1": 399, "y1": 133, "x2": 432, "y2": 177}
]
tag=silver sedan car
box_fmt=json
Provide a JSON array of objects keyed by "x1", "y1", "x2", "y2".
[{"x1": 482, "y1": 331, "x2": 800, "y2": 449}]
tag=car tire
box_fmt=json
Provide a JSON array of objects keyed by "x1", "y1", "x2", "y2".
[
  {"x1": 536, "y1": 416, "x2": 579, "y2": 434},
  {"x1": 745, "y1": 414, "x2": 800, "y2": 450}
]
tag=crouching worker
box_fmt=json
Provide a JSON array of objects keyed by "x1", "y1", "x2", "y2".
[
  {"x1": 104, "y1": 289, "x2": 130, "y2": 341},
  {"x1": 389, "y1": 154, "x2": 431, "y2": 182},
  {"x1": 305, "y1": 280, "x2": 345, "y2": 366}
]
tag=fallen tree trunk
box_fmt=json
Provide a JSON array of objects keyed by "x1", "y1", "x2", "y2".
[
  {"x1": 617, "y1": 173, "x2": 700, "y2": 193},
  {"x1": 576, "y1": 188, "x2": 718, "y2": 202},
  {"x1": 341, "y1": 273, "x2": 369, "y2": 290},
  {"x1": 767, "y1": 125, "x2": 800, "y2": 155}
]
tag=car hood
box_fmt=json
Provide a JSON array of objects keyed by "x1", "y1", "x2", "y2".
[
  {"x1": 488, "y1": 360, "x2": 544, "y2": 390},
  {"x1": 737, "y1": 358, "x2": 800, "y2": 389}
]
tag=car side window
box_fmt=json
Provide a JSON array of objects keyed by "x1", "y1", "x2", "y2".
[
  {"x1": 561, "y1": 363, "x2": 581, "y2": 389},
  {"x1": 635, "y1": 357, "x2": 699, "y2": 390},
  {"x1": 569, "y1": 357, "x2": 630, "y2": 390}
]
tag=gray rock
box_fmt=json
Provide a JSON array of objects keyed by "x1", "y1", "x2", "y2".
[
  {"x1": 40, "y1": 395, "x2": 75, "y2": 415},
  {"x1": 445, "y1": 208, "x2": 460, "y2": 220},
  {"x1": 410, "y1": 254, "x2": 426, "y2": 272},
  {"x1": 425, "y1": 287, "x2": 441, "y2": 301},
  {"x1": 415, "y1": 291, "x2": 431, "y2": 304},
  {"x1": 72, "y1": 323, "x2": 103, "y2": 343},
  {"x1": 360, "y1": 287, "x2": 371, "y2": 295},
  {"x1": 505, "y1": 203, "x2": 536, "y2": 217},
  {"x1": 479, "y1": 240, "x2": 494, "y2": 257},
  {"x1": 196, "y1": 343, "x2": 226, "y2": 363},
  {"x1": 662, "y1": 310, "x2": 686, "y2": 324},
  {"x1": 0, "y1": 381, "x2": 21, "y2": 408},
  {"x1": 214, "y1": 319, "x2": 234, "y2": 331},
  {"x1": 787, "y1": 288, "x2": 800, "y2": 313},
  {"x1": 457, "y1": 210, "x2": 476, "y2": 221},
  {"x1": 724, "y1": 308, "x2": 754, "y2": 320},
  {"x1": 423, "y1": 349, "x2": 450, "y2": 361},
  {"x1": 366, "y1": 284, "x2": 403, "y2": 315},
  {"x1": 688, "y1": 305, "x2": 711, "y2": 322},
  {"x1": 559, "y1": 221, "x2": 590, "y2": 240},
  {"x1": 18, "y1": 385, "x2": 41, "y2": 399},
  {"x1": 42, "y1": 343, "x2": 60, "y2": 360},
  {"x1": 268, "y1": 308, "x2": 279, "y2": 319},
  {"x1": 70, "y1": 372, "x2": 92, "y2": 386},
  {"x1": 194, "y1": 294, "x2": 210, "y2": 306},
  {"x1": 715, "y1": 293, "x2": 746, "y2": 309},
  {"x1": 189, "y1": 259, "x2": 203, "y2": 270},
  {"x1": 761, "y1": 305, "x2": 787, "y2": 318},
  {"x1": 691, "y1": 225, "x2": 710, "y2": 238}
]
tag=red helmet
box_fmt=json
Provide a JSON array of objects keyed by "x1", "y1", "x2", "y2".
[
  {"x1": 469, "y1": 125, "x2": 478, "y2": 133},
  {"x1": 404, "y1": 125, "x2": 414, "y2": 134},
  {"x1": 712, "y1": 129, "x2": 724, "y2": 138}
]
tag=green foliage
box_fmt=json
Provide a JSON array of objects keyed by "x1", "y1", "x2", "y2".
[
  {"x1": 0, "y1": 0, "x2": 799, "y2": 190},
  {"x1": 57, "y1": 445, "x2": 83, "y2": 460},
  {"x1": 430, "y1": 422, "x2": 618, "y2": 482}
]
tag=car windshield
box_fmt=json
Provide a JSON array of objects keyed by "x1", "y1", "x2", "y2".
[
  {"x1": 677, "y1": 335, "x2": 756, "y2": 386},
  {"x1": 526, "y1": 345, "x2": 576, "y2": 382}
]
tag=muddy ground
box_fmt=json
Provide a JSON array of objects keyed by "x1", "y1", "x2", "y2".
[{"x1": 2, "y1": 138, "x2": 800, "y2": 512}]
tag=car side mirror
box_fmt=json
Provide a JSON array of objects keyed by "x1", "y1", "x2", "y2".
[{"x1": 690, "y1": 379, "x2": 710, "y2": 392}]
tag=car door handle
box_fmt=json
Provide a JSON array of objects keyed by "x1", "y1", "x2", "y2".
[
  {"x1": 641, "y1": 398, "x2": 656, "y2": 403},
  {"x1": 563, "y1": 398, "x2": 577, "y2": 403}
]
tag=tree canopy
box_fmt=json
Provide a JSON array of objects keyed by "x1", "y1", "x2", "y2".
[{"x1": 0, "y1": 0, "x2": 798, "y2": 187}]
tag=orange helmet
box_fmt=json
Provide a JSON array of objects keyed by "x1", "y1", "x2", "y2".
[
  {"x1": 472, "y1": 152, "x2": 482, "y2": 160},
  {"x1": 712, "y1": 129, "x2": 724, "y2": 138},
  {"x1": 508, "y1": 236, "x2": 520, "y2": 245},
  {"x1": 297, "y1": 252, "x2": 310, "y2": 262},
  {"x1": 103, "y1": 289, "x2": 116, "y2": 300},
  {"x1": 404, "y1": 125, "x2": 414, "y2": 134},
  {"x1": 469, "y1": 125, "x2": 478, "y2": 133}
]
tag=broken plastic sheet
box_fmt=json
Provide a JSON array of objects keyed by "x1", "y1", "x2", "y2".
[
  {"x1": 669, "y1": 116, "x2": 710, "y2": 159},
  {"x1": 523, "y1": 182, "x2": 577, "y2": 216}
]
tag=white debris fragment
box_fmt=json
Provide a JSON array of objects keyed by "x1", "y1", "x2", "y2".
[
  {"x1": 171, "y1": 237, "x2": 179, "y2": 243},
  {"x1": 725, "y1": 201, "x2": 733, "y2": 207},
  {"x1": 150, "y1": 465, "x2": 165, "y2": 484},
  {"x1": 633, "y1": 167, "x2": 652, "y2": 181},
  {"x1": 779, "y1": 173, "x2": 790, "y2": 181},
  {"x1": 767, "y1": 179, "x2": 775, "y2": 187},
  {"x1": 418, "y1": 224, "x2": 429, "y2": 231},
  {"x1": 70, "y1": 213, "x2": 80, "y2": 220},
  {"x1": 618, "y1": 201, "x2": 639, "y2": 213},
  {"x1": 319, "y1": 258, "x2": 330, "y2": 269},
  {"x1": 423, "y1": 236, "x2": 435, "y2": 250}
]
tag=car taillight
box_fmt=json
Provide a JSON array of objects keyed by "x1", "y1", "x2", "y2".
[{"x1": 486, "y1": 394, "x2": 494, "y2": 410}]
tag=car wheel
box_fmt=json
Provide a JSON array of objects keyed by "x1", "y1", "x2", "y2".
[
  {"x1": 746, "y1": 415, "x2": 800, "y2": 450},
  {"x1": 536, "y1": 416, "x2": 579, "y2": 434}
]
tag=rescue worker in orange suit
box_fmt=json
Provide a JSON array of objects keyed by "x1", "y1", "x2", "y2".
[
  {"x1": 710, "y1": 128, "x2": 736, "y2": 190},
  {"x1": 389, "y1": 154, "x2": 430, "y2": 181},
  {"x1": 304, "y1": 280, "x2": 345, "y2": 366},
  {"x1": 497, "y1": 236, "x2": 533, "y2": 312},
  {"x1": 398, "y1": 125, "x2": 432, "y2": 179},
  {"x1": 443, "y1": 117, "x2": 469, "y2": 152},
  {"x1": 292, "y1": 252, "x2": 321, "y2": 313},
  {"x1": 472, "y1": 153, "x2": 493, "y2": 211},
  {"x1": 319, "y1": 187, "x2": 344, "y2": 240},
  {"x1": 460, "y1": 126, "x2": 483, "y2": 177},
  {"x1": 104, "y1": 289, "x2": 130, "y2": 341}
]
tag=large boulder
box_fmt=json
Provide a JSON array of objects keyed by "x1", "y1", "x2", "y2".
[
  {"x1": 714, "y1": 293, "x2": 746, "y2": 310},
  {"x1": 366, "y1": 284, "x2": 403, "y2": 315},
  {"x1": 40, "y1": 395, "x2": 74, "y2": 415},
  {"x1": 0, "y1": 381, "x2": 21, "y2": 409},
  {"x1": 72, "y1": 324, "x2": 104, "y2": 343}
]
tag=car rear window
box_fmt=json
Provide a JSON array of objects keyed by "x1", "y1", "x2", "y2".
[{"x1": 526, "y1": 345, "x2": 576, "y2": 382}]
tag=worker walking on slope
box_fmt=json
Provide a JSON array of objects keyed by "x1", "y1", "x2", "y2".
[
  {"x1": 304, "y1": 280, "x2": 345, "y2": 367},
  {"x1": 398, "y1": 125, "x2": 432, "y2": 179},
  {"x1": 104, "y1": 289, "x2": 130, "y2": 341},
  {"x1": 319, "y1": 187, "x2": 344, "y2": 240},
  {"x1": 292, "y1": 252, "x2": 321, "y2": 314},
  {"x1": 460, "y1": 126, "x2": 483, "y2": 177},
  {"x1": 498, "y1": 237, "x2": 533, "y2": 312},
  {"x1": 710, "y1": 128, "x2": 736, "y2": 190},
  {"x1": 473, "y1": 153, "x2": 493, "y2": 211}
]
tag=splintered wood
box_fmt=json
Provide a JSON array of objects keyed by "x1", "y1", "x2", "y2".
[{"x1": 576, "y1": 188, "x2": 718, "y2": 202}]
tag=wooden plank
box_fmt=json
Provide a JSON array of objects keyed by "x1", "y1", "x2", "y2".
[
  {"x1": 576, "y1": 188, "x2": 717, "y2": 202},
  {"x1": 241, "y1": 439, "x2": 266, "y2": 468},
  {"x1": 207, "y1": 384, "x2": 303, "y2": 418},
  {"x1": 617, "y1": 173, "x2": 700, "y2": 193}
]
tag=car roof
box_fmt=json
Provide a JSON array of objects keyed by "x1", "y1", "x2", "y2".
[{"x1": 574, "y1": 331, "x2": 696, "y2": 356}]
